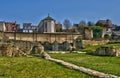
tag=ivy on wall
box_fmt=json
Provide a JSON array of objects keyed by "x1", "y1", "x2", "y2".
[{"x1": 85, "y1": 26, "x2": 103, "y2": 39}]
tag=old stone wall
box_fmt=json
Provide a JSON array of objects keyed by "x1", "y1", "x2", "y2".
[
  {"x1": 82, "y1": 40, "x2": 109, "y2": 47},
  {"x1": 89, "y1": 46, "x2": 120, "y2": 56},
  {"x1": 84, "y1": 29, "x2": 93, "y2": 40},
  {"x1": 5, "y1": 32, "x2": 82, "y2": 43},
  {"x1": 0, "y1": 43, "x2": 27, "y2": 57}
]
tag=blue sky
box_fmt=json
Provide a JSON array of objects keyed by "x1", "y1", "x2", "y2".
[{"x1": 0, "y1": 0, "x2": 120, "y2": 27}]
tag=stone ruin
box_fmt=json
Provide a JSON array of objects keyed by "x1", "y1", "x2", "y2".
[
  {"x1": 30, "y1": 42, "x2": 44, "y2": 54},
  {"x1": 89, "y1": 46, "x2": 120, "y2": 56},
  {"x1": 0, "y1": 41, "x2": 48, "y2": 57},
  {"x1": 0, "y1": 42, "x2": 27, "y2": 57},
  {"x1": 0, "y1": 32, "x2": 27, "y2": 57}
]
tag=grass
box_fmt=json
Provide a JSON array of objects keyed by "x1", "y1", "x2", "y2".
[
  {"x1": 50, "y1": 53, "x2": 120, "y2": 76},
  {"x1": 0, "y1": 56, "x2": 92, "y2": 78},
  {"x1": 80, "y1": 43, "x2": 120, "y2": 52}
]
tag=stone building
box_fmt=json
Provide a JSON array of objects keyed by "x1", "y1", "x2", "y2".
[
  {"x1": 37, "y1": 15, "x2": 56, "y2": 33},
  {"x1": 96, "y1": 19, "x2": 116, "y2": 36},
  {"x1": 111, "y1": 26, "x2": 120, "y2": 40}
]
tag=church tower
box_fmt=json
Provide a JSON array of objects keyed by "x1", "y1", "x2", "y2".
[{"x1": 38, "y1": 15, "x2": 56, "y2": 33}]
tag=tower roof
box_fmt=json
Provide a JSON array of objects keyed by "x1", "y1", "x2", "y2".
[{"x1": 43, "y1": 15, "x2": 55, "y2": 21}]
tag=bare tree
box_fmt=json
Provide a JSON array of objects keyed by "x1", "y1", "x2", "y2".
[
  {"x1": 79, "y1": 20, "x2": 86, "y2": 27},
  {"x1": 87, "y1": 21, "x2": 94, "y2": 26},
  {"x1": 78, "y1": 20, "x2": 86, "y2": 34},
  {"x1": 63, "y1": 19, "x2": 72, "y2": 32}
]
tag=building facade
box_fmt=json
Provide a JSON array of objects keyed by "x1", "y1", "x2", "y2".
[
  {"x1": 5, "y1": 22, "x2": 17, "y2": 32},
  {"x1": 23, "y1": 23, "x2": 37, "y2": 33},
  {"x1": 55, "y1": 23, "x2": 62, "y2": 32},
  {"x1": 37, "y1": 15, "x2": 56, "y2": 33}
]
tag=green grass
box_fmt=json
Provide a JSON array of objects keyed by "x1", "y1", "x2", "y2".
[
  {"x1": 80, "y1": 43, "x2": 120, "y2": 52},
  {"x1": 0, "y1": 56, "x2": 92, "y2": 78},
  {"x1": 80, "y1": 45, "x2": 101, "y2": 52},
  {"x1": 50, "y1": 53, "x2": 120, "y2": 76}
]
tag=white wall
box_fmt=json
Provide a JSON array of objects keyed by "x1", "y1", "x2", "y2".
[
  {"x1": 0, "y1": 22, "x2": 6, "y2": 32},
  {"x1": 38, "y1": 19, "x2": 55, "y2": 33},
  {"x1": 46, "y1": 20, "x2": 55, "y2": 33}
]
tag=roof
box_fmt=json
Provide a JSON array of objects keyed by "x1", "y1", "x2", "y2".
[
  {"x1": 43, "y1": 15, "x2": 55, "y2": 21},
  {"x1": 112, "y1": 31, "x2": 120, "y2": 36}
]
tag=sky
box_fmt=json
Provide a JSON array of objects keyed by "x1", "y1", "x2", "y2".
[{"x1": 0, "y1": 0, "x2": 120, "y2": 27}]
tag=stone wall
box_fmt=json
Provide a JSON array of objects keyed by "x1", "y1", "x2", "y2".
[
  {"x1": 89, "y1": 46, "x2": 120, "y2": 56},
  {"x1": 82, "y1": 40, "x2": 109, "y2": 47},
  {"x1": 4, "y1": 32, "x2": 82, "y2": 43},
  {"x1": 6, "y1": 40, "x2": 72, "y2": 51},
  {"x1": 84, "y1": 29, "x2": 93, "y2": 40}
]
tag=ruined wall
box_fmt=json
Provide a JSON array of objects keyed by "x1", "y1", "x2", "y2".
[
  {"x1": 89, "y1": 46, "x2": 120, "y2": 56},
  {"x1": 84, "y1": 29, "x2": 93, "y2": 40},
  {"x1": 82, "y1": 40, "x2": 109, "y2": 47}
]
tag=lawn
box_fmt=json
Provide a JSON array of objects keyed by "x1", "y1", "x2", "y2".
[
  {"x1": 50, "y1": 53, "x2": 120, "y2": 76},
  {"x1": 0, "y1": 56, "x2": 92, "y2": 78}
]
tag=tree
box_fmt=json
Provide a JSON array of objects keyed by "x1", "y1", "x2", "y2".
[
  {"x1": 87, "y1": 21, "x2": 94, "y2": 26},
  {"x1": 79, "y1": 20, "x2": 86, "y2": 27},
  {"x1": 78, "y1": 20, "x2": 86, "y2": 34},
  {"x1": 63, "y1": 19, "x2": 72, "y2": 32},
  {"x1": 85, "y1": 26, "x2": 103, "y2": 39},
  {"x1": 95, "y1": 21, "x2": 104, "y2": 27},
  {"x1": 72, "y1": 26, "x2": 78, "y2": 33}
]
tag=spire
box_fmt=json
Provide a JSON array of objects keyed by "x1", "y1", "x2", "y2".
[
  {"x1": 48, "y1": 13, "x2": 50, "y2": 17},
  {"x1": 43, "y1": 14, "x2": 55, "y2": 21}
]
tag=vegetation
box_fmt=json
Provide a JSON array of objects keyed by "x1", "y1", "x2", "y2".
[
  {"x1": 50, "y1": 53, "x2": 120, "y2": 76},
  {"x1": 87, "y1": 21, "x2": 94, "y2": 26},
  {"x1": 85, "y1": 26, "x2": 103, "y2": 39},
  {"x1": 63, "y1": 19, "x2": 72, "y2": 32},
  {"x1": 104, "y1": 34, "x2": 110, "y2": 39},
  {"x1": 95, "y1": 21, "x2": 104, "y2": 27},
  {"x1": 79, "y1": 20, "x2": 86, "y2": 27},
  {"x1": 79, "y1": 45, "x2": 101, "y2": 52},
  {"x1": 0, "y1": 56, "x2": 92, "y2": 78}
]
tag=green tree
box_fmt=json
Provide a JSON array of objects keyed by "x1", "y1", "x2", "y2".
[
  {"x1": 95, "y1": 21, "x2": 104, "y2": 27},
  {"x1": 85, "y1": 26, "x2": 103, "y2": 39}
]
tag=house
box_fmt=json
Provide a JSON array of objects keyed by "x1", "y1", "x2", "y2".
[
  {"x1": 55, "y1": 23, "x2": 62, "y2": 32},
  {"x1": 23, "y1": 23, "x2": 37, "y2": 33},
  {"x1": 5, "y1": 22, "x2": 17, "y2": 32},
  {"x1": 111, "y1": 26, "x2": 120, "y2": 40},
  {"x1": 37, "y1": 15, "x2": 56, "y2": 33},
  {"x1": 111, "y1": 31, "x2": 120, "y2": 40},
  {"x1": 96, "y1": 19, "x2": 116, "y2": 37}
]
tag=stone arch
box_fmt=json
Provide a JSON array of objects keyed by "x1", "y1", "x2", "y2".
[{"x1": 30, "y1": 43, "x2": 44, "y2": 54}]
